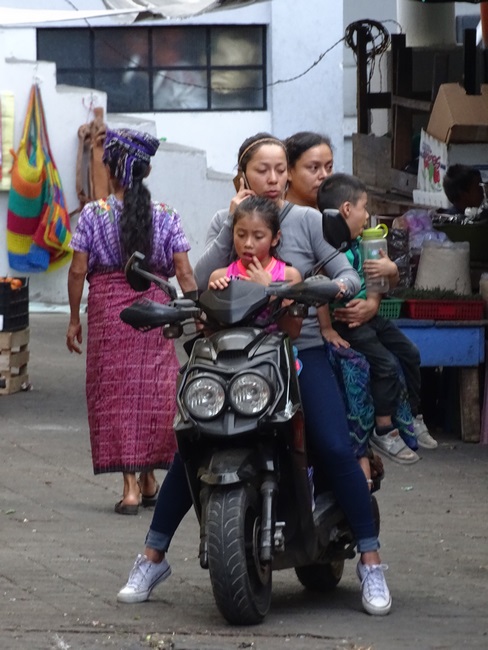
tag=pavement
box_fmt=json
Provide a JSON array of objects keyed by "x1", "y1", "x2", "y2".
[{"x1": 1, "y1": 313, "x2": 488, "y2": 650}]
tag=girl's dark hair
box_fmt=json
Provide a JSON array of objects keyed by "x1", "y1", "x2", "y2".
[
  {"x1": 233, "y1": 196, "x2": 281, "y2": 256},
  {"x1": 317, "y1": 173, "x2": 366, "y2": 212},
  {"x1": 284, "y1": 131, "x2": 333, "y2": 167},
  {"x1": 107, "y1": 158, "x2": 153, "y2": 263},
  {"x1": 237, "y1": 132, "x2": 287, "y2": 172}
]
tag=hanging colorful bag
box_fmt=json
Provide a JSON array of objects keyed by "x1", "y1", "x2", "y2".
[
  {"x1": 7, "y1": 84, "x2": 72, "y2": 272},
  {"x1": 6, "y1": 85, "x2": 47, "y2": 271},
  {"x1": 30, "y1": 86, "x2": 73, "y2": 271}
]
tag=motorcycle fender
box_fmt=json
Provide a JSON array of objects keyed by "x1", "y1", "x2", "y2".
[{"x1": 199, "y1": 448, "x2": 274, "y2": 486}]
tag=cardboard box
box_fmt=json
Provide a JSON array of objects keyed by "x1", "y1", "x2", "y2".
[
  {"x1": 426, "y1": 83, "x2": 488, "y2": 144},
  {"x1": 416, "y1": 83, "x2": 488, "y2": 207}
]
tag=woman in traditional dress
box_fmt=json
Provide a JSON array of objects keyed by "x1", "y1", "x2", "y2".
[{"x1": 66, "y1": 128, "x2": 196, "y2": 515}]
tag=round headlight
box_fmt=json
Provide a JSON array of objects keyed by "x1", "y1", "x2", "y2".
[
  {"x1": 183, "y1": 376, "x2": 225, "y2": 420},
  {"x1": 229, "y1": 373, "x2": 271, "y2": 416}
]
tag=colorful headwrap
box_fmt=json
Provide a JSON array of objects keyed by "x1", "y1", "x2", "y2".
[{"x1": 102, "y1": 128, "x2": 160, "y2": 189}]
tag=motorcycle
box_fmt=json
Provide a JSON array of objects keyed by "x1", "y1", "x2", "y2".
[{"x1": 120, "y1": 212, "x2": 381, "y2": 625}]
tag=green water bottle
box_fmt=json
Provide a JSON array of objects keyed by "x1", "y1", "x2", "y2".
[{"x1": 360, "y1": 224, "x2": 389, "y2": 293}]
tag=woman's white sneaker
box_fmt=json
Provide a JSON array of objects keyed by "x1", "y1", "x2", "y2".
[
  {"x1": 117, "y1": 554, "x2": 171, "y2": 603},
  {"x1": 356, "y1": 561, "x2": 392, "y2": 616}
]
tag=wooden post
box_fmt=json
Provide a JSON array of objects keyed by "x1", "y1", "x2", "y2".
[{"x1": 459, "y1": 368, "x2": 481, "y2": 443}]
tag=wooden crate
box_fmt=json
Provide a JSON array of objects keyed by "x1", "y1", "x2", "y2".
[{"x1": 0, "y1": 327, "x2": 29, "y2": 396}]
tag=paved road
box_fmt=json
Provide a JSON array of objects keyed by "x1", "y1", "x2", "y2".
[{"x1": 1, "y1": 314, "x2": 488, "y2": 650}]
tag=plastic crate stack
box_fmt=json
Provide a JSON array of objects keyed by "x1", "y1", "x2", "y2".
[{"x1": 0, "y1": 278, "x2": 29, "y2": 395}]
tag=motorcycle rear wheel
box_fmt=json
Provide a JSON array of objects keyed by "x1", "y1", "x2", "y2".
[
  {"x1": 207, "y1": 485, "x2": 272, "y2": 625},
  {"x1": 295, "y1": 559, "x2": 345, "y2": 592}
]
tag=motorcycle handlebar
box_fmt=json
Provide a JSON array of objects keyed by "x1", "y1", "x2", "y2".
[{"x1": 267, "y1": 275, "x2": 342, "y2": 305}]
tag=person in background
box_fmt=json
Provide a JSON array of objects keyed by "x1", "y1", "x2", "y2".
[
  {"x1": 284, "y1": 131, "x2": 378, "y2": 464},
  {"x1": 317, "y1": 174, "x2": 438, "y2": 463},
  {"x1": 284, "y1": 131, "x2": 334, "y2": 208},
  {"x1": 442, "y1": 164, "x2": 484, "y2": 215},
  {"x1": 66, "y1": 128, "x2": 197, "y2": 515},
  {"x1": 117, "y1": 133, "x2": 392, "y2": 617}
]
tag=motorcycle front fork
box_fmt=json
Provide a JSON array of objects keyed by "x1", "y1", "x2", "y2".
[
  {"x1": 260, "y1": 475, "x2": 279, "y2": 562},
  {"x1": 197, "y1": 476, "x2": 281, "y2": 569}
]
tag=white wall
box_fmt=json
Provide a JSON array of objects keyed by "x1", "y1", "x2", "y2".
[
  {"x1": 270, "y1": 0, "x2": 344, "y2": 172},
  {"x1": 0, "y1": 0, "x2": 345, "y2": 175},
  {"x1": 0, "y1": 0, "x2": 345, "y2": 304},
  {"x1": 0, "y1": 56, "x2": 234, "y2": 303}
]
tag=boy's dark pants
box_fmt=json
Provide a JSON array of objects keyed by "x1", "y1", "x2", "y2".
[{"x1": 334, "y1": 315, "x2": 421, "y2": 418}]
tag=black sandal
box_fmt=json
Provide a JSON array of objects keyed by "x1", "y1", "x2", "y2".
[
  {"x1": 141, "y1": 483, "x2": 159, "y2": 508},
  {"x1": 114, "y1": 500, "x2": 139, "y2": 515}
]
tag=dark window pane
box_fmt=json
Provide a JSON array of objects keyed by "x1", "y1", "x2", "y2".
[
  {"x1": 37, "y1": 25, "x2": 265, "y2": 113},
  {"x1": 153, "y1": 27, "x2": 205, "y2": 67},
  {"x1": 57, "y1": 70, "x2": 92, "y2": 88},
  {"x1": 211, "y1": 27, "x2": 263, "y2": 66},
  {"x1": 94, "y1": 28, "x2": 149, "y2": 69},
  {"x1": 95, "y1": 71, "x2": 150, "y2": 112},
  {"x1": 211, "y1": 69, "x2": 263, "y2": 109},
  {"x1": 153, "y1": 69, "x2": 208, "y2": 109},
  {"x1": 38, "y1": 29, "x2": 90, "y2": 68}
]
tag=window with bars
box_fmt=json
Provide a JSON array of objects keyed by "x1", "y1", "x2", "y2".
[{"x1": 37, "y1": 25, "x2": 267, "y2": 112}]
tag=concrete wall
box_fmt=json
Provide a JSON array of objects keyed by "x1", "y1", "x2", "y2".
[
  {"x1": 0, "y1": 58, "x2": 234, "y2": 303},
  {"x1": 0, "y1": 0, "x2": 345, "y2": 304}
]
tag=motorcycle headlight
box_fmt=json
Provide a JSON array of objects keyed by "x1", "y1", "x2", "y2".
[
  {"x1": 229, "y1": 373, "x2": 272, "y2": 416},
  {"x1": 183, "y1": 376, "x2": 226, "y2": 420}
]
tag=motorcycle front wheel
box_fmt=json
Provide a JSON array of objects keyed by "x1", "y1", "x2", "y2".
[
  {"x1": 207, "y1": 484, "x2": 272, "y2": 625},
  {"x1": 295, "y1": 559, "x2": 345, "y2": 592}
]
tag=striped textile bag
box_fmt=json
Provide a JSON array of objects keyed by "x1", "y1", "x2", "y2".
[
  {"x1": 31, "y1": 86, "x2": 72, "y2": 271},
  {"x1": 6, "y1": 85, "x2": 47, "y2": 271},
  {"x1": 7, "y1": 84, "x2": 72, "y2": 272}
]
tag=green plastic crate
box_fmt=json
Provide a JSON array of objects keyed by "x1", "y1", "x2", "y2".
[{"x1": 378, "y1": 298, "x2": 404, "y2": 319}]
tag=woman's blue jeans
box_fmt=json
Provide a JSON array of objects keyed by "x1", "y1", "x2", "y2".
[
  {"x1": 146, "y1": 344, "x2": 379, "y2": 554},
  {"x1": 298, "y1": 345, "x2": 378, "y2": 551}
]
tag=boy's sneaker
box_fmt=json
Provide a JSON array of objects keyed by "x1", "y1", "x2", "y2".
[
  {"x1": 117, "y1": 554, "x2": 171, "y2": 603},
  {"x1": 370, "y1": 428, "x2": 420, "y2": 465},
  {"x1": 356, "y1": 561, "x2": 392, "y2": 616},
  {"x1": 413, "y1": 415, "x2": 438, "y2": 449}
]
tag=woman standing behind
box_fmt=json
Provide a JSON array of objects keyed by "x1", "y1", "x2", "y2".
[
  {"x1": 66, "y1": 128, "x2": 197, "y2": 515},
  {"x1": 284, "y1": 132, "x2": 375, "y2": 459},
  {"x1": 285, "y1": 131, "x2": 334, "y2": 207}
]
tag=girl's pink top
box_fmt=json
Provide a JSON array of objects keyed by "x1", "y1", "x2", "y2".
[{"x1": 226, "y1": 257, "x2": 286, "y2": 281}]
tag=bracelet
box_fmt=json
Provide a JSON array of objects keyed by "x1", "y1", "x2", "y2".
[{"x1": 366, "y1": 479, "x2": 373, "y2": 484}]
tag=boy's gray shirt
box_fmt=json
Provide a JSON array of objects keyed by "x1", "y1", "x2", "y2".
[{"x1": 194, "y1": 202, "x2": 361, "y2": 350}]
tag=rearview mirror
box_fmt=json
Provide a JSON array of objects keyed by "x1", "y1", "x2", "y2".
[
  {"x1": 124, "y1": 251, "x2": 178, "y2": 300},
  {"x1": 124, "y1": 252, "x2": 151, "y2": 292},
  {"x1": 322, "y1": 209, "x2": 352, "y2": 252}
]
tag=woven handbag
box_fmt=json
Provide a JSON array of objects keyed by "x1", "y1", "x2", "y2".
[
  {"x1": 6, "y1": 85, "x2": 47, "y2": 271},
  {"x1": 7, "y1": 84, "x2": 72, "y2": 272}
]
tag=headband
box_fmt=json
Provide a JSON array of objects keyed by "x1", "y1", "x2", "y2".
[{"x1": 238, "y1": 137, "x2": 287, "y2": 170}]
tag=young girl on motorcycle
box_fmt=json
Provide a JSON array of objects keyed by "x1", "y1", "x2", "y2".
[{"x1": 209, "y1": 195, "x2": 302, "y2": 338}]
